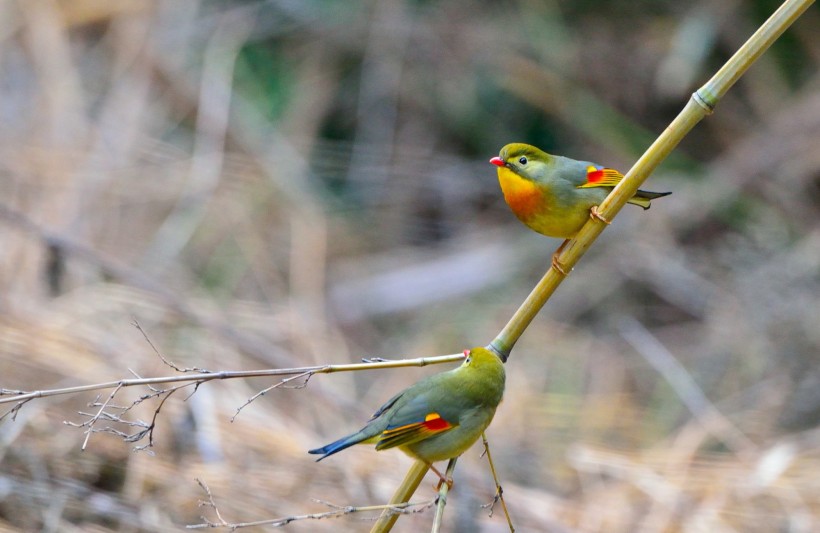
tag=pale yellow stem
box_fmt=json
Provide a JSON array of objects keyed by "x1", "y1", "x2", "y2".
[{"x1": 370, "y1": 460, "x2": 431, "y2": 533}]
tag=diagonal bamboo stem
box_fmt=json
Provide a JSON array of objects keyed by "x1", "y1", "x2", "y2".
[
  {"x1": 370, "y1": 460, "x2": 431, "y2": 533},
  {"x1": 488, "y1": 0, "x2": 815, "y2": 362}
]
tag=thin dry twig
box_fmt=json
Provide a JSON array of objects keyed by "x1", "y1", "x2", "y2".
[
  {"x1": 0, "y1": 354, "x2": 464, "y2": 408},
  {"x1": 480, "y1": 433, "x2": 515, "y2": 531},
  {"x1": 230, "y1": 370, "x2": 314, "y2": 421},
  {"x1": 187, "y1": 478, "x2": 436, "y2": 530},
  {"x1": 78, "y1": 383, "x2": 123, "y2": 450},
  {"x1": 133, "y1": 320, "x2": 212, "y2": 373},
  {"x1": 63, "y1": 377, "x2": 199, "y2": 452},
  {"x1": 0, "y1": 397, "x2": 31, "y2": 422},
  {"x1": 191, "y1": 478, "x2": 231, "y2": 528}
]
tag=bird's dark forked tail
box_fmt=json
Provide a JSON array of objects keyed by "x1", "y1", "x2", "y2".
[
  {"x1": 629, "y1": 189, "x2": 672, "y2": 210},
  {"x1": 308, "y1": 433, "x2": 360, "y2": 462}
]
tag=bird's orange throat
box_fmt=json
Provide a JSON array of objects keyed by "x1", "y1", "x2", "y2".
[{"x1": 497, "y1": 167, "x2": 545, "y2": 221}]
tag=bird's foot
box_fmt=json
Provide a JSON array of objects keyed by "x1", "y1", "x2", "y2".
[
  {"x1": 434, "y1": 476, "x2": 454, "y2": 491},
  {"x1": 551, "y1": 239, "x2": 571, "y2": 276},
  {"x1": 430, "y1": 465, "x2": 454, "y2": 491},
  {"x1": 551, "y1": 253, "x2": 570, "y2": 276},
  {"x1": 589, "y1": 205, "x2": 611, "y2": 225}
]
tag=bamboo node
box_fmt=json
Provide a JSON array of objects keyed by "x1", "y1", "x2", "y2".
[{"x1": 692, "y1": 90, "x2": 716, "y2": 114}]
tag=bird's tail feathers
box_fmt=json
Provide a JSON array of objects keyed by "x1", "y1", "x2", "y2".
[
  {"x1": 629, "y1": 190, "x2": 672, "y2": 210},
  {"x1": 308, "y1": 430, "x2": 372, "y2": 461}
]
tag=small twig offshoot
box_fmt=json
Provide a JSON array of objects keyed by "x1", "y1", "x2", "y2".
[
  {"x1": 133, "y1": 320, "x2": 213, "y2": 373},
  {"x1": 231, "y1": 370, "x2": 314, "y2": 421}
]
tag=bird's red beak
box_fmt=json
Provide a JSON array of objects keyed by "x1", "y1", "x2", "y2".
[{"x1": 489, "y1": 156, "x2": 505, "y2": 167}]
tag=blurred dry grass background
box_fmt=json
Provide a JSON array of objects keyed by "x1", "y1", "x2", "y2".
[{"x1": 0, "y1": 0, "x2": 819, "y2": 531}]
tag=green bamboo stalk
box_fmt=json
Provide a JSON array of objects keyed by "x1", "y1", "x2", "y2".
[
  {"x1": 488, "y1": 0, "x2": 815, "y2": 361},
  {"x1": 370, "y1": 460, "x2": 431, "y2": 533}
]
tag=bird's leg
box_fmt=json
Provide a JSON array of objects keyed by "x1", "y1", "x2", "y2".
[
  {"x1": 551, "y1": 239, "x2": 570, "y2": 276},
  {"x1": 430, "y1": 464, "x2": 454, "y2": 491},
  {"x1": 589, "y1": 205, "x2": 611, "y2": 225},
  {"x1": 550, "y1": 207, "x2": 609, "y2": 275}
]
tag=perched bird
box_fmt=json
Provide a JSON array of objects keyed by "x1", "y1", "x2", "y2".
[
  {"x1": 309, "y1": 347, "x2": 505, "y2": 483},
  {"x1": 490, "y1": 143, "x2": 670, "y2": 273}
]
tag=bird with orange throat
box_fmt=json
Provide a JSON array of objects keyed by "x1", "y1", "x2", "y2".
[{"x1": 491, "y1": 143, "x2": 670, "y2": 273}]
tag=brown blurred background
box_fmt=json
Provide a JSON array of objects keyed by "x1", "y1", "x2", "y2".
[{"x1": 1, "y1": 0, "x2": 818, "y2": 531}]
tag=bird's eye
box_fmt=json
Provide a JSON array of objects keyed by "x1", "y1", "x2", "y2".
[{"x1": 518, "y1": 156, "x2": 528, "y2": 165}]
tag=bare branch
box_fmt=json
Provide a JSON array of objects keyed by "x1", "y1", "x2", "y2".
[
  {"x1": 191, "y1": 478, "x2": 231, "y2": 529},
  {"x1": 187, "y1": 478, "x2": 435, "y2": 530},
  {"x1": 4, "y1": 353, "x2": 461, "y2": 450},
  {"x1": 0, "y1": 353, "x2": 464, "y2": 407},
  {"x1": 63, "y1": 379, "x2": 200, "y2": 452}
]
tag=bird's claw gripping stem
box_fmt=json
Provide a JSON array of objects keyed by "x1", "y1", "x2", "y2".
[
  {"x1": 430, "y1": 465, "x2": 454, "y2": 491},
  {"x1": 551, "y1": 254, "x2": 570, "y2": 276},
  {"x1": 434, "y1": 477, "x2": 454, "y2": 491},
  {"x1": 550, "y1": 207, "x2": 608, "y2": 275},
  {"x1": 551, "y1": 239, "x2": 571, "y2": 276},
  {"x1": 589, "y1": 205, "x2": 611, "y2": 225}
]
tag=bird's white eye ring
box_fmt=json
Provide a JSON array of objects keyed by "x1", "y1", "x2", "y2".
[{"x1": 518, "y1": 156, "x2": 527, "y2": 165}]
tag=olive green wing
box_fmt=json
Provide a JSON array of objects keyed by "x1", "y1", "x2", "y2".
[{"x1": 374, "y1": 382, "x2": 459, "y2": 451}]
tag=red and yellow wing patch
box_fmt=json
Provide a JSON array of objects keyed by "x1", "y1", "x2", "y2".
[
  {"x1": 375, "y1": 413, "x2": 455, "y2": 451},
  {"x1": 578, "y1": 165, "x2": 624, "y2": 188}
]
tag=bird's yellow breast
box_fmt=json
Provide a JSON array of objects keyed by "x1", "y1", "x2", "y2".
[{"x1": 496, "y1": 167, "x2": 545, "y2": 221}]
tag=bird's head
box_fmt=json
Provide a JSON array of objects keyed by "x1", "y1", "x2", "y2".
[
  {"x1": 459, "y1": 347, "x2": 506, "y2": 400},
  {"x1": 461, "y1": 347, "x2": 503, "y2": 371},
  {"x1": 489, "y1": 143, "x2": 552, "y2": 182}
]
